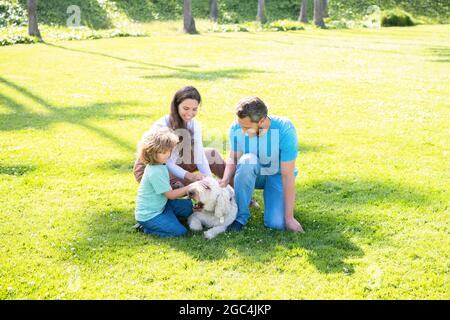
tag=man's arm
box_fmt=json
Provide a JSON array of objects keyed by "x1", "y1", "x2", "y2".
[
  {"x1": 219, "y1": 150, "x2": 242, "y2": 187},
  {"x1": 281, "y1": 160, "x2": 304, "y2": 233}
]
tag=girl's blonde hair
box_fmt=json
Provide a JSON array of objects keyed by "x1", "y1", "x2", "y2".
[{"x1": 138, "y1": 127, "x2": 179, "y2": 165}]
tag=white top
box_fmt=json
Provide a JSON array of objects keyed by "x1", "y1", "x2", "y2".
[{"x1": 142, "y1": 115, "x2": 212, "y2": 179}]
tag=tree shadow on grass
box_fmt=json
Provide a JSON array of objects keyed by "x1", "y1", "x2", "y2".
[
  {"x1": 0, "y1": 76, "x2": 143, "y2": 153},
  {"x1": 44, "y1": 43, "x2": 267, "y2": 82},
  {"x1": 426, "y1": 46, "x2": 450, "y2": 63},
  {"x1": 141, "y1": 68, "x2": 267, "y2": 81},
  {"x1": 97, "y1": 158, "x2": 135, "y2": 173},
  {"x1": 0, "y1": 164, "x2": 36, "y2": 176},
  {"x1": 74, "y1": 178, "x2": 432, "y2": 274}
]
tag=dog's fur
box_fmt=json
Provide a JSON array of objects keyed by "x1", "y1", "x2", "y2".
[{"x1": 187, "y1": 177, "x2": 237, "y2": 240}]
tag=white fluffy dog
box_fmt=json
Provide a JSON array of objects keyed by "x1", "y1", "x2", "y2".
[{"x1": 187, "y1": 176, "x2": 237, "y2": 240}]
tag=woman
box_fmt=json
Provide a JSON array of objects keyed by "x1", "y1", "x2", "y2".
[{"x1": 134, "y1": 86, "x2": 229, "y2": 188}]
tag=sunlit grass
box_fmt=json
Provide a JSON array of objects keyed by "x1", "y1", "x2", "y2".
[{"x1": 0, "y1": 24, "x2": 449, "y2": 299}]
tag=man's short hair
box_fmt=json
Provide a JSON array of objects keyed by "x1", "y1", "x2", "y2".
[{"x1": 236, "y1": 97, "x2": 268, "y2": 123}]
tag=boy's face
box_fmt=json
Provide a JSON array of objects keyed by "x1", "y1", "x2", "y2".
[{"x1": 155, "y1": 150, "x2": 171, "y2": 164}]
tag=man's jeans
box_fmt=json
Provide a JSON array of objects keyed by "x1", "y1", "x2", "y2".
[
  {"x1": 234, "y1": 153, "x2": 296, "y2": 230},
  {"x1": 137, "y1": 199, "x2": 193, "y2": 237}
]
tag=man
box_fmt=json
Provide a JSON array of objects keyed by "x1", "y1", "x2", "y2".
[{"x1": 219, "y1": 97, "x2": 304, "y2": 233}]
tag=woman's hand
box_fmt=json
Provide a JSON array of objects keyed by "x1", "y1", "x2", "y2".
[
  {"x1": 185, "y1": 172, "x2": 205, "y2": 182},
  {"x1": 218, "y1": 178, "x2": 229, "y2": 188}
]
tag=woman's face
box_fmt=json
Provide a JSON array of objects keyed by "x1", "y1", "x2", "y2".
[{"x1": 178, "y1": 98, "x2": 199, "y2": 123}]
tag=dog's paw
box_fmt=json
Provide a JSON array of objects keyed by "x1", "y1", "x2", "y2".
[
  {"x1": 188, "y1": 218, "x2": 203, "y2": 232},
  {"x1": 203, "y1": 230, "x2": 216, "y2": 240}
]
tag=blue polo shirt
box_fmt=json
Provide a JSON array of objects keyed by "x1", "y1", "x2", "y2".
[{"x1": 229, "y1": 116, "x2": 298, "y2": 175}]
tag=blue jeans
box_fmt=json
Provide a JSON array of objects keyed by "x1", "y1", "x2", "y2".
[
  {"x1": 137, "y1": 199, "x2": 193, "y2": 237},
  {"x1": 234, "y1": 153, "x2": 296, "y2": 230}
]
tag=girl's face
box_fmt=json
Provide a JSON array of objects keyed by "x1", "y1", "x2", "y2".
[
  {"x1": 178, "y1": 98, "x2": 199, "y2": 123},
  {"x1": 155, "y1": 150, "x2": 171, "y2": 164}
]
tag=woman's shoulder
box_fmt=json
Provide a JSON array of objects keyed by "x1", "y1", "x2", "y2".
[{"x1": 152, "y1": 115, "x2": 170, "y2": 128}]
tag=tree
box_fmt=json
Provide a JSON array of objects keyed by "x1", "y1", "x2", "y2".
[
  {"x1": 183, "y1": 0, "x2": 197, "y2": 34},
  {"x1": 27, "y1": 0, "x2": 42, "y2": 39},
  {"x1": 210, "y1": 0, "x2": 218, "y2": 23},
  {"x1": 314, "y1": 0, "x2": 325, "y2": 28},
  {"x1": 298, "y1": 0, "x2": 308, "y2": 23},
  {"x1": 256, "y1": 0, "x2": 266, "y2": 24},
  {"x1": 322, "y1": 0, "x2": 329, "y2": 18}
]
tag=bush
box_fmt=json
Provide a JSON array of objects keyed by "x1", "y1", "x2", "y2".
[
  {"x1": 268, "y1": 20, "x2": 305, "y2": 32},
  {"x1": 0, "y1": 0, "x2": 27, "y2": 28},
  {"x1": 381, "y1": 9, "x2": 416, "y2": 27},
  {"x1": 0, "y1": 34, "x2": 38, "y2": 46}
]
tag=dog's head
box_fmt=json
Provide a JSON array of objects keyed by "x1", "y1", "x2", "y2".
[
  {"x1": 187, "y1": 177, "x2": 235, "y2": 219},
  {"x1": 187, "y1": 176, "x2": 221, "y2": 212}
]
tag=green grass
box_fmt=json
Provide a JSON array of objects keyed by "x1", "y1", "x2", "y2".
[{"x1": 0, "y1": 23, "x2": 449, "y2": 299}]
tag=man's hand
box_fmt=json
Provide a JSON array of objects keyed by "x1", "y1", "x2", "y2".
[{"x1": 285, "y1": 216, "x2": 304, "y2": 233}]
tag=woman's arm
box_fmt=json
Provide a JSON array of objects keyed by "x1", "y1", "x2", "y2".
[{"x1": 192, "y1": 120, "x2": 212, "y2": 176}]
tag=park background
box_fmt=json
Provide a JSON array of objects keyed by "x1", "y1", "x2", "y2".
[{"x1": 0, "y1": 0, "x2": 449, "y2": 299}]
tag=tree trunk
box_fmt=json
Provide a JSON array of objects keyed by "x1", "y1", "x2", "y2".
[
  {"x1": 27, "y1": 0, "x2": 42, "y2": 39},
  {"x1": 256, "y1": 0, "x2": 266, "y2": 24},
  {"x1": 210, "y1": 0, "x2": 218, "y2": 22},
  {"x1": 183, "y1": 0, "x2": 197, "y2": 34},
  {"x1": 322, "y1": 0, "x2": 329, "y2": 18},
  {"x1": 298, "y1": 0, "x2": 308, "y2": 23},
  {"x1": 314, "y1": 0, "x2": 325, "y2": 28}
]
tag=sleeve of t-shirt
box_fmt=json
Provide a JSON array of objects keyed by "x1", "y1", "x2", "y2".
[
  {"x1": 149, "y1": 166, "x2": 172, "y2": 194},
  {"x1": 229, "y1": 125, "x2": 239, "y2": 153},
  {"x1": 280, "y1": 123, "x2": 298, "y2": 162}
]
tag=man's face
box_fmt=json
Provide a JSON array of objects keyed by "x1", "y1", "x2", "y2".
[{"x1": 237, "y1": 116, "x2": 265, "y2": 137}]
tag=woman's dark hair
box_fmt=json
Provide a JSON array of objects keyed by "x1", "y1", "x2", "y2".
[{"x1": 169, "y1": 86, "x2": 201, "y2": 132}]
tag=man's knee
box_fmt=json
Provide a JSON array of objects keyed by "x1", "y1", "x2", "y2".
[
  {"x1": 237, "y1": 153, "x2": 259, "y2": 174},
  {"x1": 264, "y1": 216, "x2": 285, "y2": 230}
]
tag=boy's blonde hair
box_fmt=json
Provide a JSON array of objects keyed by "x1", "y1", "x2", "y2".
[{"x1": 138, "y1": 127, "x2": 179, "y2": 165}]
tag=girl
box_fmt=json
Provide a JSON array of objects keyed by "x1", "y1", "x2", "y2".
[{"x1": 135, "y1": 127, "x2": 207, "y2": 237}]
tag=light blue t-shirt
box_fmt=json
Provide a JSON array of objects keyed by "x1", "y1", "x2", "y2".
[
  {"x1": 229, "y1": 116, "x2": 298, "y2": 175},
  {"x1": 135, "y1": 164, "x2": 172, "y2": 222}
]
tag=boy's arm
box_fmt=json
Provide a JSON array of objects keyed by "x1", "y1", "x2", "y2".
[{"x1": 164, "y1": 185, "x2": 190, "y2": 200}]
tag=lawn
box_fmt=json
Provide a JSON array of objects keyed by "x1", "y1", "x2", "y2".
[{"x1": 0, "y1": 24, "x2": 449, "y2": 299}]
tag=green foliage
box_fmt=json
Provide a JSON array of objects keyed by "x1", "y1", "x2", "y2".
[
  {"x1": 0, "y1": 33, "x2": 37, "y2": 45},
  {"x1": 268, "y1": 19, "x2": 305, "y2": 31},
  {"x1": 381, "y1": 9, "x2": 416, "y2": 27},
  {"x1": 0, "y1": 0, "x2": 27, "y2": 28}
]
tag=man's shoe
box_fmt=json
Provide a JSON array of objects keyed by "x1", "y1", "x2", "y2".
[
  {"x1": 250, "y1": 198, "x2": 260, "y2": 209},
  {"x1": 132, "y1": 223, "x2": 144, "y2": 233},
  {"x1": 226, "y1": 220, "x2": 243, "y2": 232}
]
